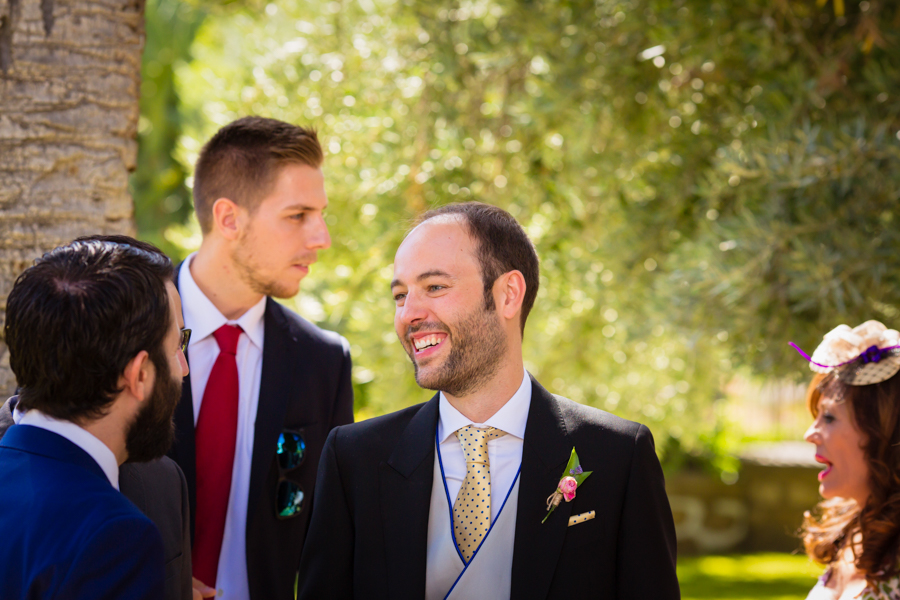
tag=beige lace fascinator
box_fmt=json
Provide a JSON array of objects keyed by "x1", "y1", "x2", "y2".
[{"x1": 791, "y1": 320, "x2": 900, "y2": 386}]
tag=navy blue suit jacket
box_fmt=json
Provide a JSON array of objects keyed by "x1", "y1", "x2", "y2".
[{"x1": 0, "y1": 424, "x2": 165, "y2": 600}]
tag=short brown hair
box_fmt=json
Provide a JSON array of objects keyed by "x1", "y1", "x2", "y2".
[
  {"x1": 801, "y1": 372, "x2": 900, "y2": 588},
  {"x1": 416, "y1": 202, "x2": 540, "y2": 335},
  {"x1": 192, "y1": 116, "x2": 323, "y2": 233}
]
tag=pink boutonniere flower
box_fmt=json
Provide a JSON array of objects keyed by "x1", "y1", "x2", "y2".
[
  {"x1": 542, "y1": 448, "x2": 592, "y2": 523},
  {"x1": 558, "y1": 476, "x2": 578, "y2": 501}
]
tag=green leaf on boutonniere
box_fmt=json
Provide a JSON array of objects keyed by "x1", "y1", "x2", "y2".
[
  {"x1": 542, "y1": 447, "x2": 592, "y2": 523},
  {"x1": 565, "y1": 447, "x2": 593, "y2": 486}
]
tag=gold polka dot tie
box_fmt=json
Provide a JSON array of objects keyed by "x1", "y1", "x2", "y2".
[{"x1": 453, "y1": 425, "x2": 506, "y2": 563}]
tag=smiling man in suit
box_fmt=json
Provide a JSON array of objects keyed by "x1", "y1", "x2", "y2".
[
  {"x1": 169, "y1": 116, "x2": 353, "y2": 600},
  {"x1": 298, "y1": 202, "x2": 679, "y2": 599}
]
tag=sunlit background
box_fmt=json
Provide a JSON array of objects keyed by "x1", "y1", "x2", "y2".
[{"x1": 131, "y1": 1, "x2": 899, "y2": 592}]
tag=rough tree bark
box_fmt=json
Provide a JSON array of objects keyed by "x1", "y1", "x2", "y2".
[{"x1": 0, "y1": 0, "x2": 144, "y2": 395}]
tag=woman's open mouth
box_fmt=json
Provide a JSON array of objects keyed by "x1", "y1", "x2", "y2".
[{"x1": 815, "y1": 454, "x2": 833, "y2": 481}]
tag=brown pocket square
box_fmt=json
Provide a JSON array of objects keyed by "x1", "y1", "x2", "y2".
[{"x1": 568, "y1": 510, "x2": 595, "y2": 526}]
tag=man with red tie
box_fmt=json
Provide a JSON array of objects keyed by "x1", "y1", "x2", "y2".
[{"x1": 169, "y1": 117, "x2": 354, "y2": 600}]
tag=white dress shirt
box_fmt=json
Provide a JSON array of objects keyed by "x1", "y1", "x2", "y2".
[
  {"x1": 436, "y1": 370, "x2": 531, "y2": 523},
  {"x1": 14, "y1": 407, "x2": 120, "y2": 490},
  {"x1": 425, "y1": 370, "x2": 531, "y2": 597},
  {"x1": 180, "y1": 252, "x2": 266, "y2": 600}
]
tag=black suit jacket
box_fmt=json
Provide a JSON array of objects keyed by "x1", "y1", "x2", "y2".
[
  {"x1": 169, "y1": 289, "x2": 354, "y2": 600},
  {"x1": 0, "y1": 397, "x2": 193, "y2": 600},
  {"x1": 297, "y1": 377, "x2": 680, "y2": 599}
]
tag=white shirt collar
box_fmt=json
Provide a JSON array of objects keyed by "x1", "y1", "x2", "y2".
[
  {"x1": 438, "y1": 370, "x2": 531, "y2": 444},
  {"x1": 15, "y1": 408, "x2": 120, "y2": 490},
  {"x1": 179, "y1": 252, "x2": 266, "y2": 350}
]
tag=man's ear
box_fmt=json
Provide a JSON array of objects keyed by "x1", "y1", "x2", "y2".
[
  {"x1": 211, "y1": 197, "x2": 242, "y2": 241},
  {"x1": 120, "y1": 350, "x2": 153, "y2": 403},
  {"x1": 495, "y1": 270, "x2": 526, "y2": 322}
]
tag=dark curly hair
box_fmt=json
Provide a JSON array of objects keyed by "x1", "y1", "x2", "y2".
[
  {"x1": 6, "y1": 236, "x2": 174, "y2": 423},
  {"x1": 801, "y1": 371, "x2": 900, "y2": 587}
]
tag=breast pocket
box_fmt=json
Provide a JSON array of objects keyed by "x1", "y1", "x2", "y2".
[
  {"x1": 278, "y1": 423, "x2": 321, "y2": 480},
  {"x1": 163, "y1": 551, "x2": 183, "y2": 590},
  {"x1": 562, "y1": 509, "x2": 603, "y2": 550}
]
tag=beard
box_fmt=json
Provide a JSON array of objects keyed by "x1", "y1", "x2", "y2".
[
  {"x1": 231, "y1": 225, "x2": 305, "y2": 299},
  {"x1": 233, "y1": 244, "x2": 295, "y2": 299},
  {"x1": 405, "y1": 300, "x2": 507, "y2": 398},
  {"x1": 124, "y1": 351, "x2": 182, "y2": 463}
]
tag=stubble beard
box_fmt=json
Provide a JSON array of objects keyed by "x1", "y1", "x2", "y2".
[
  {"x1": 408, "y1": 302, "x2": 507, "y2": 398},
  {"x1": 124, "y1": 351, "x2": 183, "y2": 463},
  {"x1": 232, "y1": 228, "x2": 300, "y2": 300}
]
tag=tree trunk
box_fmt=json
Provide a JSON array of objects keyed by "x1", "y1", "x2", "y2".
[{"x1": 0, "y1": 0, "x2": 144, "y2": 395}]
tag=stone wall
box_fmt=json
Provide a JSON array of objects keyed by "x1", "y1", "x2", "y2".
[{"x1": 667, "y1": 442, "x2": 822, "y2": 554}]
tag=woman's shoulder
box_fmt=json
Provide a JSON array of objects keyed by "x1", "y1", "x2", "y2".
[
  {"x1": 860, "y1": 574, "x2": 900, "y2": 600},
  {"x1": 805, "y1": 569, "x2": 839, "y2": 600},
  {"x1": 804, "y1": 566, "x2": 900, "y2": 600}
]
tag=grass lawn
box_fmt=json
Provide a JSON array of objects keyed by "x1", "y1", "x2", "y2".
[{"x1": 678, "y1": 553, "x2": 823, "y2": 600}]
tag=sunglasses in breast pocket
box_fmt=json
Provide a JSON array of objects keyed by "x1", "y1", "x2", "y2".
[{"x1": 275, "y1": 430, "x2": 306, "y2": 520}]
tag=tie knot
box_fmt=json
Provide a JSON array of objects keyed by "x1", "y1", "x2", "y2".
[
  {"x1": 213, "y1": 324, "x2": 242, "y2": 355},
  {"x1": 456, "y1": 426, "x2": 505, "y2": 464}
]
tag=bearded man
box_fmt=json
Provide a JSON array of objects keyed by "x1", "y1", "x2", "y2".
[
  {"x1": 168, "y1": 116, "x2": 353, "y2": 600},
  {"x1": 0, "y1": 237, "x2": 190, "y2": 599},
  {"x1": 297, "y1": 202, "x2": 680, "y2": 599}
]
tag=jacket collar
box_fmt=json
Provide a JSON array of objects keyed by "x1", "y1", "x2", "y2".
[
  {"x1": 386, "y1": 393, "x2": 440, "y2": 477},
  {"x1": 380, "y1": 394, "x2": 440, "y2": 598},
  {"x1": 1, "y1": 423, "x2": 109, "y2": 484}
]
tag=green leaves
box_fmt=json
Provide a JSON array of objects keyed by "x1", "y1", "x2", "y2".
[
  {"x1": 133, "y1": 0, "x2": 900, "y2": 472},
  {"x1": 565, "y1": 447, "x2": 592, "y2": 488}
]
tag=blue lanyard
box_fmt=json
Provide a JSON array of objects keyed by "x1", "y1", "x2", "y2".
[{"x1": 435, "y1": 428, "x2": 522, "y2": 599}]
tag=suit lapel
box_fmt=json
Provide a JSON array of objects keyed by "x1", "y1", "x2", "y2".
[
  {"x1": 170, "y1": 262, "x2": 197, "y2": 535},
  {"x1": 510, "y1": 378, "x2": 574, "y2": 599},
  {"x1": 172, "y1": 377, "x2": 195, "y2": 487},
  {"x1": 380, "y1": 394, "x2": 439, "y2": 598},
  {"x1": 246, "y1": 299, "x2": 304, "y2": 525}
]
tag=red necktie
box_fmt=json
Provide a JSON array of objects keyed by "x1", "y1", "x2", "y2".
[{"x1": 192, "y1": 324, "x2": 242, "y2": 587}]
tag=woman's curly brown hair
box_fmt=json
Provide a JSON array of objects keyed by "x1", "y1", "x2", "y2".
[{"x1": 801, "y1": 371, "x2": 900, "y2": 586}]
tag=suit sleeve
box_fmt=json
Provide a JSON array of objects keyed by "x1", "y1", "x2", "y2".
[
  {"x1": 330, "y1": 338, "x2": 354, "y2": 428},
  {"x1": 61, "y1": 514, "x2": 165, "y2": 600},
  {"x1": 297, "y1": 427, "x2": 354, "y2": 600},
  {"x1": 616, "y1": 425, "x2": 680, "y2": 599}
]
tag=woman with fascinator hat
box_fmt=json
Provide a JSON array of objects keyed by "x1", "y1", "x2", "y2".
[{"x1": 793, "y1": 321, "x2": 900, "y2": 599}]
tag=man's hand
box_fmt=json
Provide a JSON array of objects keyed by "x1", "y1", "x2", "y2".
[{"x1": 192, "y1": 576, "x2": 217, "y2": 599}]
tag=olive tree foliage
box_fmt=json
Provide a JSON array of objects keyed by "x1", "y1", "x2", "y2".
[
  {"x1": 134, "y1": 0, "x2": 899, "y2": 465},
  {"x1": 130, "y1": 0, "x2": 203, "y2": 257},
  {"x1": 651, "y1": 1, "x2": 900, "y2": 378}
]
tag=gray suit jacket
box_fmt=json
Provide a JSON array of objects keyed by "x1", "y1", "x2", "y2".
[{"x1": 0, "y1": 397, "x2": 193, "y2": 600}]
